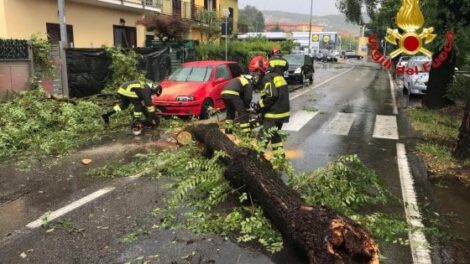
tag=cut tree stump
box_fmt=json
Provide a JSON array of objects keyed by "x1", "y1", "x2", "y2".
[{"x1": 189, "y1": 124, "x2": 380, "y2": 264}]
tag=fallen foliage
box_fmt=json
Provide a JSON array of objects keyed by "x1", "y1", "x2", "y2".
[{"x1": 0, "y1": 88, "x2": 127, "y2": 160}]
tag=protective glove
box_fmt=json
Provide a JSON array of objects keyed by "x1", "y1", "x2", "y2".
[{"x1": 250, "y1": 102, "x2": 261, "y2": 113}]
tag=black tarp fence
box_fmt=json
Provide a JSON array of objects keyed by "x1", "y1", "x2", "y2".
[{"x1": 66, "y1": 47, "x2": 170, "y2": 98}]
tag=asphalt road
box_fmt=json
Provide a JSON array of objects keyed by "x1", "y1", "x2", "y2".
[{"x1": 1, "y1": 61, "x2": 469, "y2": 264}]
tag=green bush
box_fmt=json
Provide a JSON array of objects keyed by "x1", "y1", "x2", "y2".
[{"x1": 196, "y1": 38, "x2": 296, "y2": 71}]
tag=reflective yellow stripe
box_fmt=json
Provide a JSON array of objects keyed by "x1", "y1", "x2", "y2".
[
  {"x1": 221, "y1": 90, "x2": 240, "y2": 96},
  {"x1": 225, "y1": 120, "x2": 234, "y2": 124},
  {"x1": 239, "y1": 77, "x2": 249, "y2": 86},
  {"x1": 273, "y1": 76, "x2": 287, "y2": 87},
  {"x1": 117, "y1": 83, "x2": 142, "y2": 98},
  {"x1": 270, "y1": 60, "x2": 287, "y2": 67},
  {"x1": 133, "y1": 112, "x2": 143, "y2": 118},
  {"x1": 240, "y1": 123, "x2": 250, "y2": 128},
  {"x1": 146, "y1": 106, "x2": 156, "y2": 112},
  {"x1": 265, "y1": 112, "x2": 290, "y2": 119},
  {"x1": 241, "y1": 128, "x2": 251, "y2": 132},
  {"x1": 271, "y1": 142, "x2": 284, "y2": 148},
  {"x1": 259, "y1": 100, "x2": 265, "y2": 108},
  {"x1": 113, "y1": 105, "x2": 122, "y2": 112}
]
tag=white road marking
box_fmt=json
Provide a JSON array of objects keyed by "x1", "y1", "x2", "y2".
[
  {"x1": 388, "y1": 71, "x2": 399, "y2": 115},
  {"x1": 373, "y1": 115, "x2": 399, "y2": 140},
  {"x1": 290, "y1": 67, "x2": 355, "y2": 101},
  {"x1": 396, "y1": 143, "x2": 432, "y2": 264},
  {"x1": 324, "y1": 113, "x2": 356, "y2": 136},
  {"x1": 26, "y1": 187, "x2": 115, "y2": 229},
  {"x1": 282, "y1": 111, "x2": 319, "y2": 132}
]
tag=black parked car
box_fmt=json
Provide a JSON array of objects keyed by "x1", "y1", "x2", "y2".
[
  {"x1": 282, "y1": 54, "x2": 314, "y2": 85},
  {"x1": 345, "y1": 52, "x2": 363, "y2": 60}
]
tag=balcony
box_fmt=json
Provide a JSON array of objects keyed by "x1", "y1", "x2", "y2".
[{"x1": 74, "y1": 0, "x2": 162, "y2": 12}]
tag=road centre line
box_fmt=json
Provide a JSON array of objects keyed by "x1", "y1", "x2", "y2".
[
  {"x1": 388, "y1": 71, "x2": 399, "y2": 115},
  {"x1": 396, "y1": 143, "x2": 432, "y2": 264},
  {"x1": 26, "y1": 187, "x2": 116, "y2": 229},
  {"x1": 290, "y1": 67, "x2": 355, "y2": 101}
]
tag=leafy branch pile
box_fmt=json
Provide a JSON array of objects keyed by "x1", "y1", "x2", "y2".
[
  {"x1": 102, "y1": 47, "x2": 146, "y2": 94},
  {"x1": 88, "y1": 141, "x2": 409, "y2": 252},
  {"x1": 0, "y1": 88, "x2": 127, "y2": 160}
]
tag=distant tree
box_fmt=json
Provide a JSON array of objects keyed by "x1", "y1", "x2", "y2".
[
  {"x1": 341, "y1": 35, "x2": 358, "y2": 51},
  {"x1": 239, "y1": 5, "x2": 265, "y2": 32},
  {"x1": 195, "y1": 10, "x2": 222, "y2": 42},
  {"x1": 271, "y1": 23, "x2": 282, "y2": 32},
  {"x1": 137, "y1": 15, "x2": 190, "y2": 43}
]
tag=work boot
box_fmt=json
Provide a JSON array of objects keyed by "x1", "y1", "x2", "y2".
[{"x1": 101, "y1": 110, "x2": 116, "y2": 125}]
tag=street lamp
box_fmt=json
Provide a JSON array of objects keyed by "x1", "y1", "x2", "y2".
[
  {"x1": 223, "y1": 8, "x2": 230, "y2": 61},
  {"x1": 307, "y1": 0, "x2": 313, "y2": 55}
]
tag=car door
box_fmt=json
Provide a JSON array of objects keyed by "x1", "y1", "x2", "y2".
[{"x1": 212, "y1": 64, "x2": 232, "y2": 109}]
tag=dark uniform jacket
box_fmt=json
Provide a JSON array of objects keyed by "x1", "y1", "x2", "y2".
[
  {"x1": 117, "y1": 81, "x2": 154, "y2": 107},
  {"x1": 258, "y1": 73, "x2": 290, "y2": 123},
  {"x1": 268, "y1": 55, "x2": 289, "y2": 75},
  {"x1": 221, "y1": 76, "x2": 253, "y2": 109}
]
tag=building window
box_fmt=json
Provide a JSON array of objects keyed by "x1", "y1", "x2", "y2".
[
  {"x1": 173, "y1": 0, "x2": 182, "y2": 17},
  {"x1": 113, "y1": 25, "x2": 136, "y2": 48},
  {"x1": 204, "y1": 0, "x2": 215, "y2": 11},
  {"x1": 46, "y1": 23, "x2": 74, "y2": 46}
]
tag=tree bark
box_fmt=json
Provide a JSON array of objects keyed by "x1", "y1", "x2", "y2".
[
  {"x1": 453, "y1": 101, "x2": 470, "y2": 159},
  {"x1": 422, "y1": 48, "x2": 456, "y2": 109},
  {"x1": 189, "y1": 124, "x2": 379, "y2": 264}
]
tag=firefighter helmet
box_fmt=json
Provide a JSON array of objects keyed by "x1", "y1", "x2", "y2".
[{"x1": 249, "y1": 55, "x2": 269, "y2": 73}]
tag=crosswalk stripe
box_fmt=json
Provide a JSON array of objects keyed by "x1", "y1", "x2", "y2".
[
  {"x1": 373, "y1": 115, "x2": 399, "y2": 140},
  {"x1": 282, "y1": 111, "x2": 319, "y2": 132},
  {"x1": 323, "y1": 113, "x2": 356, "y2": 136}
]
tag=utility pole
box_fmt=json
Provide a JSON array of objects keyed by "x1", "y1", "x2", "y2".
[
  {"x1": 58, "y1": 0, "x2": 68, "y2": 47},
  {"x1": 307, "y1": 0, "x2": 313, "y2": 54},
  {"x1": 58, "y1": 0, "x2": 69, "y2": 97},
  {"x1": 223, "y1": 9, "x2": 230, "y2": 61}
]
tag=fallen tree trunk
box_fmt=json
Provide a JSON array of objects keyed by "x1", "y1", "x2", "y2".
[{"x1": 189, "y1": 124, "x2": 379, "y2": 264}]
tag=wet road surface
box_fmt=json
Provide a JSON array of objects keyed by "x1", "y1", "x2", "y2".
[{"x1": 1, "y1": 61, "x2": 469, "y2": 263}]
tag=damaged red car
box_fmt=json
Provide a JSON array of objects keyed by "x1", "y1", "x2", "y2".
[{"x1": 153, "y1": 61, "x2": 243, "y2": 119}]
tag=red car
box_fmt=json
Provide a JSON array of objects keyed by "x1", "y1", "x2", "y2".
[{"x1": 153, "y1": 60, "x2": 243, "y2": 119}]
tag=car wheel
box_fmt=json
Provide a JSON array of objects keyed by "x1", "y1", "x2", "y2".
[
  {"x1": 403, "y1": 83, "x2": 409, "y2": 95},
  {"x1": 199, "y1": 98, "x2": 213, "y2": 120}
]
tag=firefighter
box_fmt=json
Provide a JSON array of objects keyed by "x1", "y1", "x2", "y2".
[
  {"x1": 101, "y1": 80, "x2": 162, "y2": 132},
  {"x1": 250, "y1": 56, "x2": 290, "y2": 157},
  {"x1": 221, "y1": 74, "x2": 253, "y2": 134},
  {"x1": 268, "y1": 47, "x2": 289, "y2": 76}
]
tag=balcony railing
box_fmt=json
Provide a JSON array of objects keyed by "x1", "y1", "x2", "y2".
[{"x1": 143, "y1": 0, "x2": 163, "y2": 10}]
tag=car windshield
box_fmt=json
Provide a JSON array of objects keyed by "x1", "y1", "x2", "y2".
[
  {"x1": 284, "y1": 55, "x2": 303, "y2": 65},
  {"x1": 168, "y1": 66, "x2": 213, "y2": 82}
]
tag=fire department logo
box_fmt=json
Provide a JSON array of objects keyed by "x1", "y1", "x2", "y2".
[{"x1": 385, "y1": 0, "x2": 436, "y2": 58}]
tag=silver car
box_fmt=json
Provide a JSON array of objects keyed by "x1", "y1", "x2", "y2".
[{"x1": 403, "y1": 56, "x2": 432, "y2": 95}]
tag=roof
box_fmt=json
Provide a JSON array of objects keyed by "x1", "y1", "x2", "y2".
[{"x1": 181, "y1": 60, "x2": 236, "y2": 67}]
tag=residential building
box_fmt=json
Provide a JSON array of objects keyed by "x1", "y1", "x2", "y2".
[
  {"x1": 0, "y1": 0, "x2": 166, "y2": 47},
  {"x1": 265, "y1": 23, "x2": 324, "y2": 33},
  {"x1": 0, "y1": 0, "x2": 239, "y2": 47}
]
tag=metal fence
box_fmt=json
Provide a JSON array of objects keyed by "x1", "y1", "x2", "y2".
[{"x1": 0, "y1": 40, "x2": 33, "y2": 100}]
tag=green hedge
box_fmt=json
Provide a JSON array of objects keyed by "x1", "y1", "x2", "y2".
[
  {"x1": 196, "y1": 38, "x2": 296, "y2": 72},
  {"x1": 0, "y1": 39, "x2": 29, "y2": 59}
]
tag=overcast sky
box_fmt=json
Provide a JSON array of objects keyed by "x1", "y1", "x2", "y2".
[{"x1": 238, "y1": 0, "x2": 340, "y2": 16}]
